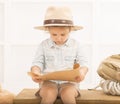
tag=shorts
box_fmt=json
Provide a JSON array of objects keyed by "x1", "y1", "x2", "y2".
[{"x1": 35, "y1": 80, "x2": 80, "y2": 97}]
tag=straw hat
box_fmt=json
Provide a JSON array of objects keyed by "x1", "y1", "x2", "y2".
[{"x1": 34, "y1": 6, "x2": 83, "y2": 31}]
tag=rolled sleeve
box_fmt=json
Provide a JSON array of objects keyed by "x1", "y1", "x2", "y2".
[
  {"x1": 76, "y1": 44, "x2": 89, "y2": 68},
  {"x1": 32, "y1": 44, "x2": 44, "y2": 71}
]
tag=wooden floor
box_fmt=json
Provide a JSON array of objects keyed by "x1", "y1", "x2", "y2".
[{"x1": 13, "y1": 88, "x2": 120, "y2": 104}]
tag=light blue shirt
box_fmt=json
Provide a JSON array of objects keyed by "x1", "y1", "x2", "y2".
[{"x1": 32, "y1": 38, "x2": 88, "y2": 73}]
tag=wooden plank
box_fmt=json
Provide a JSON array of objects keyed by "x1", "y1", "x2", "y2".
[
  {"x1": 13, "y1": 89, "x2": 120, "y2": 104},
  {"x1": 13, "y1": 89, "x2": 40, "y2": 104},
  {"x1": 76, "y1": 90, "x2": 120, "y2": 104}
]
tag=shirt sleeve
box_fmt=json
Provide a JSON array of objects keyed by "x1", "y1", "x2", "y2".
[
  {"x1": 76, "y1": 43, "x2": 89, "y2": 68},
  {"x1": 32, "y1": 43, "x2": 44, "y2": 71}
]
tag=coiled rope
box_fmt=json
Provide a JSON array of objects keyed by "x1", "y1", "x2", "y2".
[
  {"x1": 100, "y1": 79, "x2": 120, "y2": 95},
  {"x1": 89, "y1": 79, "x2": 120, "y2": 96}
]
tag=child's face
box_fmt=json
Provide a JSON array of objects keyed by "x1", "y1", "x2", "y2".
[{"x1": 48, "y1": 26, "x2": 71, "y2": 45}]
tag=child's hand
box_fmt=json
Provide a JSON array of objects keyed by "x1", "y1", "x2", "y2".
[
  {"x1": 75, "y1": 67, "x2": 88, "y2": 82},
  {"x1": 32, "y1": 73, "x2": 43, "y2": 83},
  {"x1": 28, "y1": 72, "x2": 43, "y2": 83},
  {"x1": 75, "y1": 70, "x2": 85, "y2": 82}
]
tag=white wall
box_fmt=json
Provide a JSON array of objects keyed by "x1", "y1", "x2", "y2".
[{"x1": 0, "y1": 0, "x2": 120, "y2": 94}]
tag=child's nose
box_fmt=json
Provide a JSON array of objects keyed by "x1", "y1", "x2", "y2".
[{"x1": 57, "y1": 36, "x2": 62, "y2": 41}]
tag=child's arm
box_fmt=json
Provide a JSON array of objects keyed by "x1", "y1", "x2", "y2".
[
  {"x1": 28, "y1": 64, "x2": 81, "y2": 82},
  {"x1": 41, "y1": 67, "x2": 80, "y2": 82}
]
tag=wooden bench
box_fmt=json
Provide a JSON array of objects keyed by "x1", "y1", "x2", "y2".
[{"x1": 13, "y1": 88, "x2": 120, "y2": 104}]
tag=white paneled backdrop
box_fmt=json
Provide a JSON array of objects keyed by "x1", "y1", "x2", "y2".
[{"x1": 0, "y1": 0, "x2": 120, "y2": 94}]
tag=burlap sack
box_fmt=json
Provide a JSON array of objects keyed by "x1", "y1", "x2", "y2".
[
  {"x1": 97, "y1": 54, "x2": 120, "y2": 82},
  {"x1": 0, "y1": 85, "x2": 15, "y2": 104}
]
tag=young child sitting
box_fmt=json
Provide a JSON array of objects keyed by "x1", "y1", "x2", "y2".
[{"x1": 30, "y1": 6, "x2": 88, "y2": 104}]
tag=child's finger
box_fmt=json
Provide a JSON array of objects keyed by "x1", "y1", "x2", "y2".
[{"x1": 28, "y1": 72, "x2": 40, "y2": 77}]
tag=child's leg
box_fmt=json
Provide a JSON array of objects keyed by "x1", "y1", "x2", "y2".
[
  {"x1": 39, "y1": 81, "x2": 58, "y2": 104},
  {"x1": 59, "y1": 83, "x2": 80, "y2": 104}
]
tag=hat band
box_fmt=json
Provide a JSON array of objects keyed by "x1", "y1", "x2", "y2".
[{"x1": 44, "y1": 19, "x2": 73, "y2": 25}]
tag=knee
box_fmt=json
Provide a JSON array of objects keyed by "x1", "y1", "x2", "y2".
[
  {"x1": 60, "y1": 87, "x2": 75, "y2": 98},
  {"x1": 60, "y1": 86, "x2": 77, "y2": 104},
  {"x1": 40, "y1": 87, "x2": 58, "y2": 98}
]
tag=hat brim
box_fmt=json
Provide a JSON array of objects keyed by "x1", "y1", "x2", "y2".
[{"x1": 34, "y1": 24, "x2": 83, "y2": 31}]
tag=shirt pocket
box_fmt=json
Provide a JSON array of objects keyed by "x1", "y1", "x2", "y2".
[
  {"x1": 45, "y1": 56, "x2": 55, "y2": 62},
  {"x1": 44, "y1": 49, "x2": 55, "y2": 62},
  {"x1": 64, "y1": 56, "x2": 76, "y2": 65}
]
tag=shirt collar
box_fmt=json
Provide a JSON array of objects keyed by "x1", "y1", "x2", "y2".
[{"x1": 49, "y1": 38, "x2": 70, "y2": 48}]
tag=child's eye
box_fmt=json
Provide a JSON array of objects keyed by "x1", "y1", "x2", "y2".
[
  {"x1": 61, "y1": 34, "x2": 65, "y2": 36},
  {"x1": 52, "y1": 34, "x2": 57, "y2": 36}
]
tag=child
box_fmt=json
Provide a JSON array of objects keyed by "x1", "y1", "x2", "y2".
[{"x1": 30, "y1": 6, "x2": 88, "y2": 104}]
